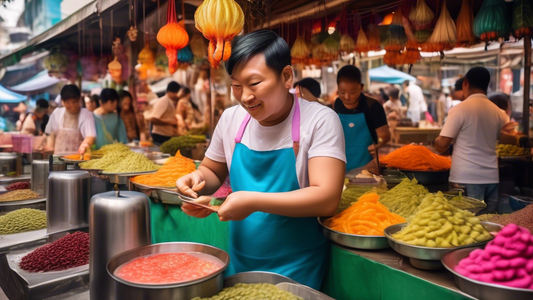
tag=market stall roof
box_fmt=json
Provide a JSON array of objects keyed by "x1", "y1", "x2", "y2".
[
  {"x1": 9, "y1": 70, "x2": 62, "y2": 92},
  {"x1": 0, "y1": 84, "x2": 26, "y2": 103},
  {"x1": 0, "y1": 0, "x2": 123, "y2": 68},
  {"x1": 369, "y1": 65, "x2": 416, "y2": 84}
]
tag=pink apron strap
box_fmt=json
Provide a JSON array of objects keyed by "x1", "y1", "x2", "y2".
[{"x1": 235, "y1": 95, "x2": 301, "y2": 157}]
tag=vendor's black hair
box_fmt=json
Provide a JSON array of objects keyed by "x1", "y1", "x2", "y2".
[
  {"x1": 180, "y1": 87, "x2": 191, "y2": 95},
  {"x1": 454, "y1": 77, "x2": 464, "y2": 91},
  {"x1": 118, "y1": 90, "x2": 132, "y2": 101},
  {"x1": 337, "y1": 65, "x2": 362, "y2": 84},
  {"x1": 90, "y1": 95, "x2": 101, "y2": 108},
  {"x1": 60, "y1": 84, "x2": 81, "y2": 101},
  {"x1": 294, "y1": 78, "x2": 321, "y2": 98},
  {"x1": 388, "y1": 88, "x2": 400, "y2": 99},
  {"x1": 464, "y1": 67, "x2": 490, "y2": 93},
  {"x1": 167, "y1": 81, "x2": 181, "y2": 93},
  {"x1": 488, "y1": 93, "x2": 511, "y2": 111},
  {"x1": 226, "y1": 30, "x2": 291, "y2": 76},
  {"x1": 402, "y1": 80, "x2": 410, "y2": 87},
  {"x1": 36, "y1": 98, "x2": 49, "y2": 109},
  {"x1": 100, "y1": 88, "x2": 119, "y2": 103}
]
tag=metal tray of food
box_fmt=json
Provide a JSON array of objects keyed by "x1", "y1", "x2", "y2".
[
  {"x1": 442, "y1": 194, "x2": 487, "y2": 214},
  {"x1": 442, "y1": 247, "x2": 533, "y2": 300},
  {"x1": 0, "y1": 175, "x2": 31, "y2": 185},
  {"x1": 223, "y1": 271, "x2": 297, "y2": 287},
  {"x1": 318, "y1": 217, "x2": 390, "y2": 250},
  {"x1": 58, "y1": 156, "x2": 89, "y2": 164},
  {"x1": 277, "y1": 282, "x2": 335, "y2": 300},
  {"x1": 158, "y1": 189, "x2": 218, "y2": 212},
  {"x1": 0, "y1": 229, "x2": 47, "y2": 253},
  {"x1": 384, "y1": 222, "x2": 503, "y2": 269},
  {"x1": 498, "y1": 154, "x2": 532, "y2": 161},
  {"x1": 130, "y1": 181, "x2": 174, "y2": 191},
  {"x1": 0, "y1": 228, "x2": 89, "y2": 300},
  {"x1": 0, "y1": 198, "x2": 46, "y2": 215}
]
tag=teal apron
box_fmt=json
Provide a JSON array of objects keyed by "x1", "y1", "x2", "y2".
[
  {"x1": 228, "y1": 96, "x2": 329, "y2": 289},
  {"x1": 338, "y1": 113, "x2": 374, "y2": 172}
]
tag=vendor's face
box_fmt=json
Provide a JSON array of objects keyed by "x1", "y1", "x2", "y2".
[
  {"x1": 121, "y1": 97, "x2": 131, "y2": 111},
  {"x1": 338, "y1": 80, "x2": 363, "y2": 109},
  {"x1": 230, "y1": 54, "x2": 293, "y2": 125},
  {"x1": 63, "y1": 98, "x2": 81, "y2": 114},
  {"x1": 102, "y1": 100, "x2": 118, "y2": 113}
]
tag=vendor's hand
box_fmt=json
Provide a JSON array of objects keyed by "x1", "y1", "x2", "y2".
[
  {"x1": 176, "y1": 171, "x2": 206, "y2": 198},
  {"x1": 78, "y1": 142, "x2": 89, "y2": 155},
  {"x1": 502, "y1": 121, "x2": 519, "y2": 135},
  {"x1": 181, "y1": 196, "x2": 212, "y2": 218},
  {"x1": 368, "y1": 144, "x2": 377, "y2": 158},
  {"x1": 217, "y1": 191, "x2": 256, "y2": 222}
]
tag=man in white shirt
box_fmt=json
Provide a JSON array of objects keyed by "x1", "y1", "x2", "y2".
[
  {"x1": 402, "y1": 80, "x2": 427, "y2": 124},
  {"x1": 150, "y1": 81, "x2": 180, "y2": 145},
  {"x1": 434, "y1": 67, "x2": 516, "y2": 214}
]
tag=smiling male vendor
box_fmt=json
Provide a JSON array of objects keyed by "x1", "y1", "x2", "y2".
[
  {"x1": 177, "y1": 30, "x2": 346, "y2": 289},
  {"x1": 334, "y1": 65, "x2": 390, "y2": 172}
]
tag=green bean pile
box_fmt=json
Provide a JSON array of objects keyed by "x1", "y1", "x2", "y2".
[
  {"x1": 80, "y1": 150, "x2": 160, "y2": 173},
  {"x1": 80, "y1": 151, "x2": 129, "y2": 170},
  {"x1": 378, "y1": 178, "x2": 429, "y2": 219},
  {"x1": 0, "y1": 209, "x2": 46, "y2": 234},
  {"x1": 160, "y1": 135, "x2": 206, "y2": 155},
  {"x1": 191, "y1": 283, "x2": 302, "y2": 300}
]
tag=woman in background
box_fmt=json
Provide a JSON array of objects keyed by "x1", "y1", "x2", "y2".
[{"x1": 93, "y1": 88, "x2": 128, "y2": 149}]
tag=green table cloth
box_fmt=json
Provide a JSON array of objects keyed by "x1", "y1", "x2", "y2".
[{"x1": 150, "y1": 202, "x2": 472, "y2": 300}]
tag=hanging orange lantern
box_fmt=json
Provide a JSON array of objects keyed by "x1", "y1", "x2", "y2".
[
  {"x1": 157, "y1": 0, "x2": 189, "y2": 74},
  {"x1": 195, "y1": 0, "x2": 244, "y2": 68},
  {"x1": 137, "y1": 43, "x2": 157, "y2": 81},
  {"x1": 108, "y1": 57, "x2": 122, "y2": 83}
]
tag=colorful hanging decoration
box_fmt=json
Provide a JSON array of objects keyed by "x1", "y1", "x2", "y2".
[
  {"x1": 194, "y1": 0, "x2": 245, "y2": 68},
  {"x1": 456, "y1": 0, "x2": 474, "y2": 47},
  {"x1": 321, "y1": 32, "x2": 341, "y2": 63},
  {"x1": 340, "y1": 34, "x2": 355, "y2": 55},
  {"x1": 291, "y1": 36, "x2": 310, "y2": 64},
  {"x1": 157, "y1": 0, "x2": 189, "y2": 74},
  {"x1": 110, "y1": 37, "x2": 128, "y2": 83},
  {"x1": 156, "y1": 52, "x2": 168, "y2": 71},
  {"x1": 355, "y1": 28, "x2": 370, "y2": 53},
  {"x1": 127, "y1": 26, "x2": 138, "y2": 42},
  {"x1": 366, "y1": 24, "x2": 381, "y2": 51},
  {"x1": 177, "y1": 46, "x2": 194, "y2": 69},
  {"x1": 136, "y1": 43, "x2": 157, "y2": 81},
  {"x1": 43, "y1": 49, "x2": 68, "y2": 79},
  {"x1": 473, "y1": 0, "x2": 510, "y2": 43},
  {"x1": 190, "y1": 33, "x2": 208, "y2": 62},
  {"x1": 383, "y1": 7, "x2": 407, "y2": 52},
  {"x1": 408, "y1": 0, "x2": 434, "y2": 30},
  {"x1": 423, "y1": 1, "x2": 456, "y2": 53},
  {"x1": 512, "y1": 0, "x2": 533, "y2": 39},
  {"x1": 108, "y1": 57, "x2": 122, "y2": 83}
]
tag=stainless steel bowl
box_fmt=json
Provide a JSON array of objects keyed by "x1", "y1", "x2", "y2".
[
  {"x1": 107, "y1": 242, "x2": 229, "y2": 300},
  {"x1": 442, "y1": 247, "x2": 533, "y2": 300},
  {"x1": 318, "y1": 217, "x2": 390, "y2": 250},
  {"x1": 384, "y1": 222, "x2": 503, "y2": 269}
]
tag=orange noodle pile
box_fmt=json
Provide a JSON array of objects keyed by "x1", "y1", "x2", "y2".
[
  {"x1": 380, "y1": 145, "x2": 451, "y2": 171},
  {"x1": 131, "y1": 151, "x2": 196, "y2": 187}
]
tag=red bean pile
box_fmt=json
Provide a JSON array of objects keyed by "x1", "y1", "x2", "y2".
[
  {"x1": 483, "y1": 204, "x2": 533, "y2": 233},
  {"x1": 5, "y1": 182, "x2": 30, "y2": 191},
  {"x1": 19, "y1": 232, "x2": 89, "y2": 272}
]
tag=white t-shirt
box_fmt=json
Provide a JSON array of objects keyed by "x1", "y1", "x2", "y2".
[
  {"x1": 206, "y1": 97, "x2": 346, "y2": 188},
  {"x1": 440, "y1": 94, "x2": 509, "y2": 184},
  {"x1": 45, "y1": 107, "x2": 96, "y2": 138}
]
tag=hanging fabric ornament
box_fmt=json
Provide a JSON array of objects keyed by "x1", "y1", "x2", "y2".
[
  {"x1": 194, "y1": 0, "x2": 245, "y2": 68},
  {"x1": 455, "y1": 0, "x2": 474, "y2": 47},
  {"x1": 473, "y1": 0, "x2": 510, "y2": 43},
  {"x1": 108, "y1": 57, "x2": 122, "y2": 83},
  {"x1": 366, "y1": 24, "x2": 381, "y2": 51},
  {"x1": 190, "y1": 33, "x2": 208, "y2": 62},
  {"x1": 340, "y1": 34, "x2": 355, "y2": 55},
  {"x1": 409, "y1": 0, "x2": 434, "y2": 30},
  {"x1": 291, "y1": 36, "x2": 310, "y2": 65},
  {"x1": 137, "y1": 43, "x2": 156, "y2": 81},
  {"x1": 322, "y1": 32, "x2": 341, "y2": 63},
  {"x1": 177, "y1": 45, "x2": 193, "y2": 69},
  {"x1": 423, "y1": 1, "x2": 456, "y2": 53},
  {"x1": 512, "y1": 0, "x2": 533, "y2": 39},
  {"x1": 43, "y1": 48, "x2": 69, "y2": 78},
  {"x1": 355, "y1": 28, "x2": 370, "y2": 53},
  {"x1": 384, "y1": 7, "x2": 407, "y2": 52},
  {"x1": 157, "y1": 0, "x2": 189, "y2": 74}
]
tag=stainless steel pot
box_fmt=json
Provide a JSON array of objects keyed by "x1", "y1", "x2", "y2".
[
  {"x1": 47, "y1": 170, "x2": 91, "y2": 234},
  {"x1": 31, "y1": 159, "x2": 49, "y2": 197},
  {"x1": 89, "y1": 190, "x2": 151, "y2": 300},
  {"x1": 107, "y1": 242, "x2": 229, "y2": 300},
  {"x1": 0, "y1": 152, "x2": 21, "y2": 177}
]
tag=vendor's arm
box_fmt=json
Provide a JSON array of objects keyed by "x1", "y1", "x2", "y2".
[
  {"x1": 435, "y1": 136, "x2": 453, "y2": 153},
  {"x1": 78, "y1": 109, "x2": 96, "y2": 153},
  {"x1": 368, "y1": 125, "x2": 391, "y2": 156},
  {"x1": 218, "y1": 157, "x2": 345, "y2": 221},
  {"x1": 367, "y1": 101, "x2": 390, "y2": 156},
  {"x1": 44, "y1": 109, "x2": 58, "y2": 151}
]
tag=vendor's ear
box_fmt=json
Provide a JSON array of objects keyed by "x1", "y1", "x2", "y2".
[{"x1": 282, "y1": 65, "x2": 294, "y2": 89}]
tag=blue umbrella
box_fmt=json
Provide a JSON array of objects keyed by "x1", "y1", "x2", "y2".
[
  {"x1": 369, "y1": 65, "x2": 416, "y2": 84},
  {"x1": 0, "y1": 84, "x2": 26, "y2": 103}
]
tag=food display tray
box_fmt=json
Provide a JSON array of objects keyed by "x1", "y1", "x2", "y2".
[
  {"x1": 442, "y1": 247, "x2": 533, "y2": 300},
  {"x1": 384, "y1": 222, "x2": 503, "y2": 270},
  {"x1": 0, "y1": 198, "x2": 46, "y2": 215},
  {"x1": 0, "y1": 175, "x2": 31, "y2": 185},
  {"x1": 0, "y1": 229, "x2": 47, "y2": 253},
  {"x1": 499, "y1": 154, "x2": 532, "y2": 161},
  {"x1": 100, "y1": 170, "x2": 157, "y2": 185},
  {"x1": 0, "y1": 228, "x2": 89, "y2": 300},
  {"x1": 58, "y1": 156, "x2": 89, "y2": 164},
  {"x1": 318, "y1": 217, "x2": 390, "y2": 250}
]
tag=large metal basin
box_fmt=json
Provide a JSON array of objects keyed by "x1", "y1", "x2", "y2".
[{"x1": 107, "y1": 242, "x2": 229, "y2": 300}]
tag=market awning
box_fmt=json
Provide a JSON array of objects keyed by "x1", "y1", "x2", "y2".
[
  {"x1": 9, "y1": 70, "x2": 62, "y2": 92},
  {"x1": 369, "y1": 65, "x2": 416, "y2": 84},
  {"x1": 0, "y1": 84, "x2": 26, "y2": 103}
]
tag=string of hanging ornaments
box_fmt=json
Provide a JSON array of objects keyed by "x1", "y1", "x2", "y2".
[
  {"x1": 195, "y1": 0, "x2": 245, "y2": 68},
  {"x1": 157, "y1": 0, "x2": 189, "y2": 74}
]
